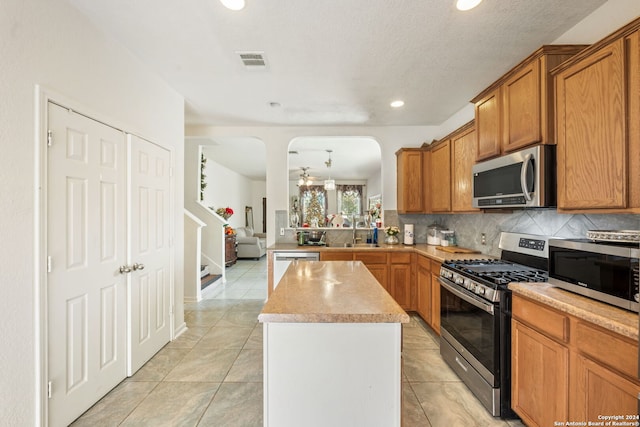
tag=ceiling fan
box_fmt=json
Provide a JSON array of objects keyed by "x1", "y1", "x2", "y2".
[{"x1": 296, "y1": 167, "x2": 315, "y2": 186}]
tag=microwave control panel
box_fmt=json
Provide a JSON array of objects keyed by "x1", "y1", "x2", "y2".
[{"x1": 518, "y1": 238, "x2": 546, "y2": 253}]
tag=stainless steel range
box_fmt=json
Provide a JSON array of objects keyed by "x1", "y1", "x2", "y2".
[{"x1": 439, "y1": 232, "x2": 550, "y2": 418}]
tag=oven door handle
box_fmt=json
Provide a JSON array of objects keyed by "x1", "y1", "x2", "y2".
[{"x1": 439, "y1": 278, "x2": 495, "y2": 315}]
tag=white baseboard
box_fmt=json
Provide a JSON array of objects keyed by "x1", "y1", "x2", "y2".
[{"x1": 173, "y1": 322, "x2": 188, "y2": 340}]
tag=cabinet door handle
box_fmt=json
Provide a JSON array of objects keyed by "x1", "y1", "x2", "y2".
[{"x1": 119, "y1": 265, "x2": 132, "y2": 274}]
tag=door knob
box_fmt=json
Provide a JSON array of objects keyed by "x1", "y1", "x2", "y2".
[
  {"x1": 119, "y1": 265, "x2": 132, "y2": 274},
  {"x1": 132, "y1": 263, "x2": 145, "y2": 271}
]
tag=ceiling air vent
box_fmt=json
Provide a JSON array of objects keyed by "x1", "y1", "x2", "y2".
[{"x1": 237, "y1": 51, "x2": 267, "y2": 69}]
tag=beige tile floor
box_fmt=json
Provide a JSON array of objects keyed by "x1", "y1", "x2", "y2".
[{"x1": 72, "y1": 257, "x2": 527, "y2": 426}]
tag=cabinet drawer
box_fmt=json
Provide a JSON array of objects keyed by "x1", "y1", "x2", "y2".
[
  {"x1": 390, "y1": 252, "x2": 411, "y2": 264},
  {"x1": 354, "y1": 252, "x2": 388, "y2": 265},
  {"x1": 320, "y1": 252, "x2": 353, "y2": 261},
  {"x1": 417, "y1": 255, "x2": 431, "y2": 271},
  {"x1": 575, "y1": 321, "x2": 638, "y2": 379},
  {"x1": 513, "y1": 296, "x2": 569, "y2": 343}
]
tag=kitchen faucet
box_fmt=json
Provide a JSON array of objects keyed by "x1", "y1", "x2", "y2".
[{"x1": 352, "y1": 215, "x2": 361, "y2": 245}]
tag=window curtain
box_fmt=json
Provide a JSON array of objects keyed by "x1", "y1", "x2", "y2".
[
  {"x1": 336, "y1": 184, "x2": 364, "y2": 216},
  {"x1": 299, "y1": 185, "x2": 327, "y2": 227}
]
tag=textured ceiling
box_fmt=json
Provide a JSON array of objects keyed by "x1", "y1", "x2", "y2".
[{"x1": 67, "y1": 0, "x2": 607, "y2": 127}]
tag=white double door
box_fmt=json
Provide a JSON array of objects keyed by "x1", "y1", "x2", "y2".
[{"x1": 46, "y1": 103, "x2": 172, "y2": 427}]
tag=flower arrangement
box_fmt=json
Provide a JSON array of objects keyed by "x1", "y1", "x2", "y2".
[
  {"x1": 368, "y1": 203, "x2": 381, "y2": 219},
  {"x1": 214, "y1": 206, "x2": 234, "y2": 220},
  {"x1": 224, "y1": 226, "x2": 235, "y2": 235},
  {"x1": 384, "y1": 226, "x2": 400, "y2": 236}
]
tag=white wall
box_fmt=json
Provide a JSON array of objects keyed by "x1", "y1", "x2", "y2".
[
  {"x1": 0, "y1": 0, "x2": 184, "y2": 424},
  {"x1": 202, "y1": 154, "x2": 266, "y2": 231},
  {"x1": 553, "y1": 0, "x2": 640, "y2": 44},
  {"x1": 367, "y1": 168, "x2": 383, "y2": 202}
]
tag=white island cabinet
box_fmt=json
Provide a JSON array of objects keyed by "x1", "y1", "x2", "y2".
[{"x1": 258, "y1": 260, "x2": 409, "y2": 427}]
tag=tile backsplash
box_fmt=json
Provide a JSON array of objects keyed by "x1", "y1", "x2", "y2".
[
  {"x1": 275, "y1": 209, "x2": 639, "y2": 257},
  {"x1": 397, "y1": 210, "x2": 639, "y2": 257}
]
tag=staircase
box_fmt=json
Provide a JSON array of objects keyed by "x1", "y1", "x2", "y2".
[{"x1": 200, "y1": 264, "x2": 221, "y2": 291}]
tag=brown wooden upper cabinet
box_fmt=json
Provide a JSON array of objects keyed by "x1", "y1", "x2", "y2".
[
  {"x1": 553, "y1": 20, "x2": 640, "y2": 213},
  {"x1": 427, "y1": 121, "x2": 479, "y2": 213},
  {"x1": 472, "y1": 45, "x2": 587, "y2": 162},
  {"x1": 396, "y1": 148, "x2": 427, "y2": 214},
  {"x1": 474, "y1": 87, "x2": 502, "y2": 161},
  {"x1": 429, "y1": 140, "x2": 451, "y2": 212},
  {"x1": 450, "y1": 124, "x2": 479, "y2": 213}
]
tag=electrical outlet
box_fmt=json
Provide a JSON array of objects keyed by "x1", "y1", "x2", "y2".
[
  {"x1": 280, "y1": 227, "x2": 285, "y2": 236},
  {"x1": 481, "y1": 233, "x2": 486, "y2": 245}
]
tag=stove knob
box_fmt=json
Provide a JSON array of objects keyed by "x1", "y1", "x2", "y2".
[
  {"x1": 476, "y1": 286, "x2": 485, "y2": 296},
  {"x1": 455, "y1": 275, "x2": 464, "y2": 285}
]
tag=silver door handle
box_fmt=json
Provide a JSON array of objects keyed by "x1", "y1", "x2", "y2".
[
  {"x1": 132, "y1": 263, "x2": 145, "y2": 271},
  {"x1": 520, "y1": 153, "x2": 533, "y2": 201},
  {"x1": 119, "y1": 265, "x2": 132, "y2": 274}
]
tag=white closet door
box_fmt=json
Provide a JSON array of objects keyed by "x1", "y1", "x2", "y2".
[
  {"x1": 128, "y1": 134, "x2": 172, "y2": 375},
  {"x1": 47, "y1": 103, "x2": 127, "y2": 427}
]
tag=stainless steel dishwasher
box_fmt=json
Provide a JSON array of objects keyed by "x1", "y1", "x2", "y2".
[{"x1": 273, "y1": 251, "x2": 320, "y2": 289}]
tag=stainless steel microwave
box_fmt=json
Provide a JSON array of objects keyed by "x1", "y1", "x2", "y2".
[
  {"x1": 548, "y1": 239, "x2": 640, "y2": 312},
  {"x1": 472, "y1": 145, "x2": 555, "y2": 208}
]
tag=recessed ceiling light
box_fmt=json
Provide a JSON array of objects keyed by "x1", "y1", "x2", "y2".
[
  {"x1": 269, "y1": 102, "x2": 281, "y2": 108},
  {"x1": 220, "y1": 0, "x2": 245, "y2": 11},
  {"x1": 456, "y1": 0, "x2": 482, "y2": 11},
  {"x1": 390, "y1": 100, "x2": 405, "y2": 108}
]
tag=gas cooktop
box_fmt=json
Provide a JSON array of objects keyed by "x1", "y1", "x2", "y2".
[{"x1": 442, "y1": 259, "x2": 548, "y2": 287}]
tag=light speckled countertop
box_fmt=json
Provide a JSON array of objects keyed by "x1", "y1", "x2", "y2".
[
  {"x1": 509, "y1": 283, "x2": 639, "y2": 340},
  {"x1": 268, "y1": 243, "x2": 492, "y2": 263},
  {"x1": 258, "y1": 260, "x2": 410, "y2": 324}
]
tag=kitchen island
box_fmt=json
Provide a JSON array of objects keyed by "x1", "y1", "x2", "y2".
[{"x1": 258, "y1": 260, "x2": 409, "y2": 427}]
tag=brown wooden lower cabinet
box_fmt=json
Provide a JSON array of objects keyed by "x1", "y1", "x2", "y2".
[
  {"x1": 415, "y1": 255, "x2": 441, "y2": 334},
  {"x1": 319, "y1": 251, "x2": 352, "y2": 261},
  {"x1": 512, "y1": 320, "x2": 569, "y2": 426},
  {"x1": 429, "y1": 260, "x2": 441, "y2": 334},
  {"x1": 512, "y1": 294, "x2": 640, "y2": 426},
  {"x1": 355, "y1": 251, "x2": 389, "y2": 293},
  {"x1": 366, "y1": 265, "x2": 388, "y2": 293},
  {"x1": 389, "y1": 252, "x2": 412, "y2": 310},
  {"x1": 416, "y1": 256, "x2": 431, "y2": 321},
  {"x1": 572, "y1": 353, "x2": 640, "y2": 421},
  {"x1": 319, "y1": 250, "x2": 414, "y2": 310}
]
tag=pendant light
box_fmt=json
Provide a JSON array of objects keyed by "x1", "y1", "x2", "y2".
[{"x1": 324, "y1": 149, "x2": 335, "y2": 191}]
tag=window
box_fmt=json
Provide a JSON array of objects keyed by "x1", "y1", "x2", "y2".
[{"x1": 337, "y1": 185, "x2": 363, "y2": 217}]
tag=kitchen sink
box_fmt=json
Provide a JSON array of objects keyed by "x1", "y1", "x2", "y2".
[{"x1": 326, "y1": 243, "x2": 379, "y2": 248}]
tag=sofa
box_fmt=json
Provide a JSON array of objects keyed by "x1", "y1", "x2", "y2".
[{"x1": 235, "y1": 227, "x2": 267, "y2": 259}]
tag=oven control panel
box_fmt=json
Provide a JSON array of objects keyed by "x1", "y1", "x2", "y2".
[
  {"x1": 440, "y1": 266, "x2": 500, "y2": 303},
  {"x1": 518, "y1": 238, "x2": 546, "y2": 252}
]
